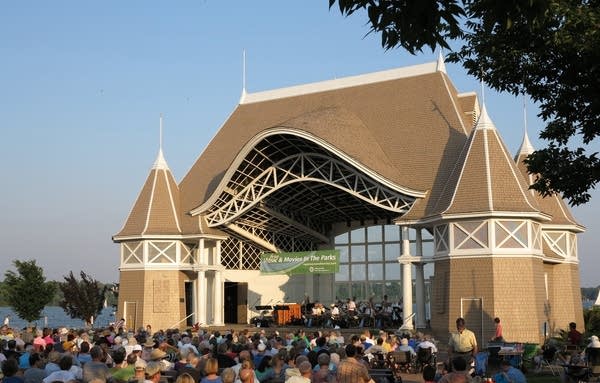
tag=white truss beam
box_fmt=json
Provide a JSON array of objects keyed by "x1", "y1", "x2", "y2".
[
  {"x1": 260, "y1": 204, "x2": 330, "y2": 243},
  {"x1": 224, "y1": 223, "x2": 279, "y2": 253},
  {"x1": 205, "y1": 153, "x2": 415, "y2": 226}
]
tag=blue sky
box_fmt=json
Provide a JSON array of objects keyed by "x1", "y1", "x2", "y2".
[{"x1": 1, "y1": 1, "x2": 598, "y2": 287}]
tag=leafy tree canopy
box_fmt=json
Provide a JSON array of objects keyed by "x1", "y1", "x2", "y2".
[
  {"x1": 59, "y1": 271, "x2": 107, "y2": 326},
  {"x1": 3, "y1": 260, "x2": 56, "y2": 323},
  {"x1": 330, "y1": 0, "x2": 600, "y2": 205}
]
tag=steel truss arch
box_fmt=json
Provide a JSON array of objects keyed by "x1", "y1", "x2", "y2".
[{"x1": 205, "y1": 152, "x2": 417, "y2": 227}]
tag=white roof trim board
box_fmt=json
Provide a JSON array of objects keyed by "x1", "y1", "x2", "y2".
[{"x1": 240, "y1": 62, "x2": 438, "y2": 105}]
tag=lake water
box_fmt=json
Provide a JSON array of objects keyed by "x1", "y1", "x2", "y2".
[{"x1": 0, "y1": 306, "x2": 116, "y2": 329}]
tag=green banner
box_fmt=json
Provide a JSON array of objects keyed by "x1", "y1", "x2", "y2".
[{"x1": 260, "y1": 250, "x2": 340, "y2": 275}]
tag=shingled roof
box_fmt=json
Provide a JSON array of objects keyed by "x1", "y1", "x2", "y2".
[
  {"x1": 514, "y1": 131, "x2": 583, "y2": 229},
  {"x1": 179, "y1": 61, "x2": 473, "y2": 233},
  {"x1": 431, "y1": 105, "x2": 543, "y2": 219},
  {"x1": 113, "y1": 149, "x2": 182, "y2": 239}
]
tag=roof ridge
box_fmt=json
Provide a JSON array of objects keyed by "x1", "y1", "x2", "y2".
[{"x1": 241, "y1": 61, "x2": 438, "y2": 104}]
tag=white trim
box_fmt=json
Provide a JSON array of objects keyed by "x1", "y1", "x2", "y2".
[
  {"x1": 163, "y1": 170, "x2": 182, "y2": 233},
  {"x1": 492, "y1": 129, "x2": 541, "y2": 212},
  {"x1": 440, "y1": 120, "x2": 476, "y2": 215},
  {"x1": 241, "y1": 62, "x2": 438, "y2": 104},
  {"x1": 540, "y1": 223, "x2": 585, "y2": 233},
  {"x1": 483, "y1": 129, "x2": 494, "y2": 210},
  {"x1": 434, "y1": 253, "x2": 546, "y2": 261},
  {"x1": 113, "y1": 233, "x2": 228, "y2": 242},
  {"x1": 190, "y1": 128, "x2": 426, "y2": 215},
  {"x1": 142, "y1": 170, "x2": 158, "y2": 234},
  {"x1": 440, "y1": 73, "x2": 468, "y2": 135}
]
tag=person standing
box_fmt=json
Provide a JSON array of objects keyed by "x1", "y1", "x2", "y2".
[
  {"x1": 567, "y1": 322, "x2": 582, "y2": 347},
  {"x1": 491, "y1": 317, "x2": 504, "y2": 342},
  {"x1": 448, "y1": 317, "x2": 478, "y2": 365}
]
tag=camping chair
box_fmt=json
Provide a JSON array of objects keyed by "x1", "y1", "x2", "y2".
[
  {"x1": 474, "y1": 352, "x2": 488, "y2": 377},
  {"x1": 521, "y1": 343, "x2": 540, "y2": 373},
  {"x1": 415, "y1": 347, "x2": 436, "y2": 372}
]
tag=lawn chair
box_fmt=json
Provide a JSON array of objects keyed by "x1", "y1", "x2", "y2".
[{"x1": 521, "y1": 343, "x2": 540, "y2": 373}]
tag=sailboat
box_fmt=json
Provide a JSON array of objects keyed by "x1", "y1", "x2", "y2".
[{"x1": 595, "y1": 290, "x2": 600, "y2": 307}]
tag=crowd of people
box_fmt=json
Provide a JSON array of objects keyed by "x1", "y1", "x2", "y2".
[{"x1": 0, "y1": 321, "x2": 442, "y2": 383}]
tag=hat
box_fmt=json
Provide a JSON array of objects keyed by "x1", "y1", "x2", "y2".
[
  {"x1": 400, "y1": 338, "x2": 408, "y2": 346},
  {"x1": 114, "y1": 336, "x2": 122, "y2": 344},
  {"x1": 589, "y1": 335, "x2": 600, "y2": 348},
  {"x1": 132, "y1": 344, "x2": 143, "y2": 352},
  {"x1": 134, "y1": 359, "x2": 146, "y2": 370},
  {"x1": 145, "y1": 361, "x2": 162, "y2": 376},
  {"x1": 149, "y1": 348, "x2": 167, "y2": 361},
  {"x1": 257, "y1": 342, "x2": 266, "y2": 352},
  {"x1": 143, "y1": 339, "x2": 155, "y2": 347}
]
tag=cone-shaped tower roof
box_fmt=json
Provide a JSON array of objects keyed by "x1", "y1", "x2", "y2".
[
  {"x1": 514, "y1": 127, "x2": 582, "y2": 228},
  {"x1": 114, "y1": 120, "x2": 182, "y2": 239},
  {"x1": 434, "y1": 104, "x2": 541, "y2": 217}
]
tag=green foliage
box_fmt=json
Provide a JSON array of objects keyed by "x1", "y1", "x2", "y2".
[
  {"x1": 59, "y1": 271, "x2": 107, "y2": 326},
  {"x1": 581, "y1": 287, "x2": 600, "y2": 301},
  {"x1": 3, "y1": 260, "x2": 56, "y2": 323},
  {"x1": 330, "y1": 0, "x2": 600, "y2": 206},
  {"x1": 584, "y1": 307, "x2": 600, "y2": 335},
  {"x1": 329, "y1": 0, "x2": 465, "y2": 53}
]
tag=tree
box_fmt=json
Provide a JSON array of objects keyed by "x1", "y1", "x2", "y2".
[
  {"x1": 3, "y1": 260, "x2": 56, "y2": 323},
  {"x1": 330, "y1": 0, "x2": 600, "y2": 205},
  {"x1": 59, "y1": 271, "x2": 107, "y2": 327}
]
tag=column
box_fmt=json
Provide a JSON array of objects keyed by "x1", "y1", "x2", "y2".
[
  {"x1": 415, "y1": 228, "x2": 427, "y2": 328},
  {"x1": 400, "y1": 226, "x2": 413, "y2": 330},
  {"x1": 196, "y1": 270, "x2": 207, "y2": 325},
  {"x1": 415, "y1": 263, "x2": 426, "y2": 328},
  {"x1": 213, "y1": 270, "x2": 224, "y2": 326}
]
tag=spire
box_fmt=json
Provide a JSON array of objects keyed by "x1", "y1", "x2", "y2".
[
  {"x1": 436, "y1": 50, "x2": 447, "y2": 74},
  {"x1": 474, "y1": 103, "x2": 496, "y2": 131},
  {"x1": 518, "y1": 95, "x2": 535, "y2": 156},
  {"x1": 240, "y1": 49, "x2": 247, "y2": 103},
  {"x1": 113, "y1": 114, "x2": 182, "y2": 239},
  {"x1": 153, "y1": 114, "x2": 169, "y2": 170}
]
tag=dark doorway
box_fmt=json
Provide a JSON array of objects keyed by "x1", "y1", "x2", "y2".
[
  {"x1": 225, "y1": 282, "x2": 248, "y2": 324},
  {"x1": 184, "y1": 282, "x2": 194, "y2": 326}
]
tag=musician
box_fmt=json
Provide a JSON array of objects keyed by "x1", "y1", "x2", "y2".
[
  {"x1": 328, "y1": 303, "x2": 341, "y2": 328},
  {"x1": 347, "y1": 297, "x2": 357, "y2": 315},
  {"x1": 307, "y1": 301, "x2": 325, "y2": 327}
]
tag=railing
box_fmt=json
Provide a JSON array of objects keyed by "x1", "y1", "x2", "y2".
[
  {"x1": 398, "y1": 312, "x2": 416, "y2": 330},
  {"x1": 168, "y1": 313, "x2": 195, "y2": 329}
]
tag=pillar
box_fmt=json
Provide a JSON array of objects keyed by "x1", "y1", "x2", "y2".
[
  {"x1": 415, "y1": 228, "x2": 427, "y2": 328},
  {"x1": 400, "y1": 226, "x2": 413, "y2": 330},
  {"x1": 213, "y1": 270, "x2": 224, "y2": 326},
  {"x1": 196, "y1": 270, "x2": 207, "y2": 325}
]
